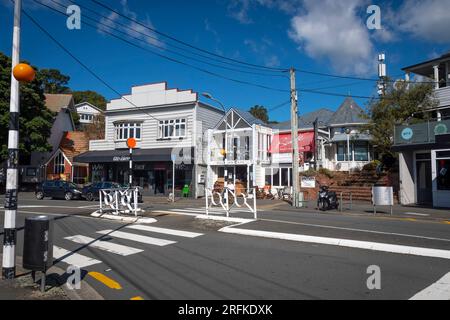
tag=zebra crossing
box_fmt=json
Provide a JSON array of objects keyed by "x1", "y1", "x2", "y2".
[{"x1": 53, "y1": 224, "x2": 204, "y2": 268}]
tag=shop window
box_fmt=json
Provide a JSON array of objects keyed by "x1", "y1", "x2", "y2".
[
  {"x1": 273, "y1": 169, "x2": 280, "y2": 186},
  {"x1": 437, "y1": 159, "x2": 450, "y2": 190},
  {"x1": 115, "y1": 122, "x2": 142, "y2": 141},
  {"x1": 159, "y1": 119, "x2": 186, "y2": 139},
  {"x1": 264, "y1": 168, "x2": 271, "y2": 185},
  {"x1": 281, "y1": 168, "x2": 289, "y2": 186}
]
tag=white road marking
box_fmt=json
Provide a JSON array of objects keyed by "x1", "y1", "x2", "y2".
[
  {"x1": 403, "y1": 212, "x2": 430, "y2": 217},
  {"x1": 53, "y1": 246, "x2": 102, "y2": 268},
  {"x1": 96, "y1": 230, "x2": 176, "y2": 246},
  {"x1": 259, "y1": 218, "x2": 450, "y2": 242},
  {"x1": 219, "y1": 226, "x2": 450, "y2": 260},
  {"x1": 410, "y1": 272, "x2": 450, "y2": 300},
  {"x1": 64, "y1": 235, "x2": 144, "y2": 256},
  {"x1": 152, "y1": 210, "x2": 255, "y2": 223},
  {"x1": 127, "y1": 225, "x2": 203, "y2": 238}
]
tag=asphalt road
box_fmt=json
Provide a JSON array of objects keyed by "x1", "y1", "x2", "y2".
[{"x1": 0, "y1": 193, "x2": 449, "y2": 300}]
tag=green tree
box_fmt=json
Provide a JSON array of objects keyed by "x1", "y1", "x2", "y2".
[
  {"x1": 249, "y1": 105, "x2": 269, "y2": 123},
  {"x1": 37, "y1": 68, "x2": 71, "y2": 94},
  {"x1": 0, "y1": 52, "x2": 54, "y2": 163},
  {"x1": 364, "y1": 80, "x2": 438, "y2": 158},
  {"x1": 73, "y1": 90, "x2": 107, "y2": 110}
]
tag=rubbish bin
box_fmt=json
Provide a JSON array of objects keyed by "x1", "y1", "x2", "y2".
[{"x1": 23, "y1": 215, "x2": 53, "y2": 272}]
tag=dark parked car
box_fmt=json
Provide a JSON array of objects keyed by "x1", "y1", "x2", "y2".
[
  {"x1": 82, "y1": 181, "x2": 120, "y2": 201},
  {"x1": 36, "y1": 180, "x2": 83, "y2": 200}
]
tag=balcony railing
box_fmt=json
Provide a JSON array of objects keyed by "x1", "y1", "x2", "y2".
[
  {"x1": 209, "y1": 147, "x2": 252, "y2": 162},
  {"x1": 394, "y1": 119, "x2": 450, "y2": 145},
  {"x1": 435, "y1": 86, "x2": 450, "y2": 107}
]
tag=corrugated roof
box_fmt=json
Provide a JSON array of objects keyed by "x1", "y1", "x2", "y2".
[
  {"x1": 271, "y1": 108, "x2": 334, "y2": 131},
  {"x1": 44, "y1": 94, "x2": 74, "y2": 113},
  {"x1": 326, "y1": 97, "x2": 367, "y2": 125}
]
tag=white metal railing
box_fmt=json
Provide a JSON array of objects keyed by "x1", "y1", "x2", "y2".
[
  {"x1": 99, "y1": 187, "x2": 141, "y2": 216},
  {"x1": 205, "y1": 187, "x2": 257, "y2": 219}
]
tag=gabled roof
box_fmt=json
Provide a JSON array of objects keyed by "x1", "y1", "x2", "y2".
[
  {"x1": 75, "y1": 101, "x2": 104, "y2": 113},
  {"x1": 44, "y1": 94, "x2": 74, "y2": 113},
  {"x1": 326, "y1": 97, "x2": 367, "y2": 125},
  {"x1": 214, "y1": 108, "x2": 267, "y2": 129},
  {"x1": 59, "y1": 131, "x2": 89, "y2": 163},
  {"x1": 233, "y1": 108, "x2": 267, "y2": 126}
]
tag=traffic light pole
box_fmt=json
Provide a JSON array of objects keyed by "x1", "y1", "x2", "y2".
[{"x1": 3, "y1": 0, "x2": 22, "y2": 280}]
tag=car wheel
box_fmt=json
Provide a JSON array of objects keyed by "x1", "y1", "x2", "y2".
[
  {"x1": 86, "y1": 192, "x2": 94, "y2": 201},
  {"x1": 65, "y1": 192, "x2": 73, "y2": 201},
  {"x1": 36, "y1": 191, "x2": 44, "y2": 200}
]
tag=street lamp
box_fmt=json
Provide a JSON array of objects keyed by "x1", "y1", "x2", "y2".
[{"x1": 201, "y1": 93, "x2": 228, "y2": 188}]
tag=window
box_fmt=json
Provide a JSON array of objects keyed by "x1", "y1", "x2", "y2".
[
  {"x1": 337, "y1": 142, "x2": 352, "y2": 161},
  {"x1": 354, "y1": 142, "x2": 369, "y2": 161},
  {"x1": 158, "y1": 119, "x2": 186, "y2": 138},
  {"x1": 54, "y1": 152, "x2": 65, "y2": 174},
  {"x1": 437, "y1": 159, "x2": 450, "y2": 190},
  {"x1": 114, "y1": 122, "x2": 142, "y2": 141},
  {"x1": 26, "y1": 168, "x2": 36, "y2": 176}
]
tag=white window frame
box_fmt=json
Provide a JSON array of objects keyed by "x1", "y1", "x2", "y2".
[
  {"x1": 158, "y1": 118, "x2": 187, "y2": 139},
  {"x1": 54, "y1": 152, "x2": 65, "y2": 174},
  {"x1": 114, "y1": 122, "x2": 142, "y2": 141}
]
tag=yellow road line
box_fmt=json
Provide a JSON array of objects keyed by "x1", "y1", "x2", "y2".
[
  {"x1": 88, "y1": 272, "x2": 122, "y2": 290},
  {"x1": 130, "y1": 296, "x2": 144, "y2": 300}
]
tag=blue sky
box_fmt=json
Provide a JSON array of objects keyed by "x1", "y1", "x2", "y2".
[{"x1": 1, "y1": 0, "x2": 450, "y2": 122}]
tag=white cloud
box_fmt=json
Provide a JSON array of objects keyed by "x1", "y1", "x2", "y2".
[
  {"x1": 288, "y1": 0, "x2": 375, "y2": 75},
  {"x1": 398, "y1": 0, "x2": 450, "y2": 43},
  {"x1": 228, "y1": 0, "x2": 253, "y2": 24}
]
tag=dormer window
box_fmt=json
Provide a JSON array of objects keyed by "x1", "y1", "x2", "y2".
[{"x1": 114, "y1": 122, "x2": 142, "y2": 141}]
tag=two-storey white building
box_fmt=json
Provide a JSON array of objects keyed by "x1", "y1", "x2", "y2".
[{"x1": 74, "y1": 82, "x2": 224, "y2": 198}]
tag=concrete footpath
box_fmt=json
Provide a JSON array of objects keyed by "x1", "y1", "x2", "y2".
[{"x1": 0, "y1": 255, "x2": 102, "y2": 300}]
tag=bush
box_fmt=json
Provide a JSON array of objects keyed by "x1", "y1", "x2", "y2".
[
  {"x1": 300, "y1": 169, "x2": 317, "y2": 177},
  {"x1": 318, "y1": 168, "x2": 334, "y2": 178},
  {"x1": 362, "y1": 160, "x2": 381, "y2": 171}
]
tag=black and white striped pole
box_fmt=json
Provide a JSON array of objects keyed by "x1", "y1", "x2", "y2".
[
  {"x1": 3, "y1": 0, "x2": 34, "y2": 280},
  {"x1": 126, "y1": 138, "x2": 136, "y2": 187}
]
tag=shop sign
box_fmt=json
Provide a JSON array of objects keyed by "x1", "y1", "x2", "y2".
[
  {"x1": 401, "y1": 128, "x2": 413, "y2": 140},
  {"x1": 113, "y1": 156, "x2": 130, "y2": 162},
  {"x1": 301, "y1": 176, "x2": 316, "y2": 188}
]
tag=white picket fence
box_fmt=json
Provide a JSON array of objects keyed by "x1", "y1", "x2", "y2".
[
  {"x1": 205, "y1": 187, "x2": 257, "y2": 219},
  {"x1": 99, "y1": 187, "x2": 141, "y2": 216}
]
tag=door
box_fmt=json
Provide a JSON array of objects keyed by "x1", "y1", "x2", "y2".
[
  {"x1": 416, "y1": 160, "x2": 432, "y2": 204},
  {"x1": 154, "y1": 170, "x2": 166, "y2": 194}
]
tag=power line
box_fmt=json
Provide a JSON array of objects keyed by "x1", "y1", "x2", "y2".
[
  {"x1": 21, "y1": 8, "x2": 166, "y2": 122},
  {"x1": 90, "y1": 0, "x2": 289, "y2": 73},
  {"x1": 32, "y1": 0, "x2": 291, "y2": 94},
  {"x1": 46, "y1": 0, "x2": 288, "y2": 78}
]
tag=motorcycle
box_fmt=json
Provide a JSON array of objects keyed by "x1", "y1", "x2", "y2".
[{"x1": 317, "y1": 185, "x2": 339, "y2": 211}]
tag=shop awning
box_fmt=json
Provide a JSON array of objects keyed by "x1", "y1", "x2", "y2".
[
  {"x1": 269, "y1": 131, "x2": 315, "y2": 153},
  {"x1": 74, "y1": 147, "x2": 193, "y2": 163}
]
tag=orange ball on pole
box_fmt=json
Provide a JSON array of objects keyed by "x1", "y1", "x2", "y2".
[{"x1": 13, "y1": 63, "x2": 35, "y2": 83}]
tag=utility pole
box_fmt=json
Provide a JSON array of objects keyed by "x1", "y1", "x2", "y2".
[
  {"x1": 377, "y1": 53, "x2": 386, "y2": 97},
  {"x1": 3, "y1": 0, "x2": 22, "y2": 280},
  {"x1": 290, "y1": 68, "x2": 299, "y2": 208},
  {"x1": 313, "y1": 117, "x2": 319, "y2": 171}
]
